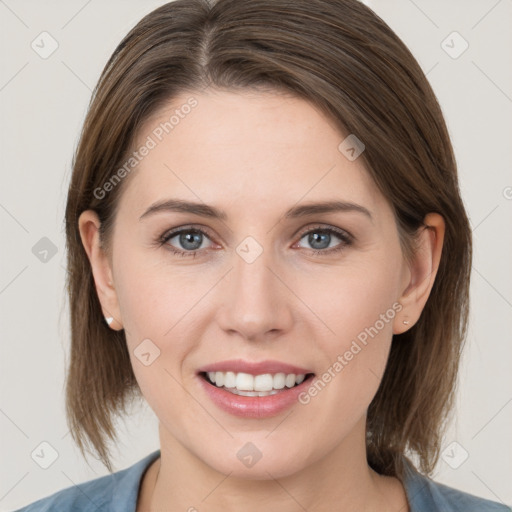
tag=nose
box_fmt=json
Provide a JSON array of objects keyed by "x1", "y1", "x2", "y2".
[{"x1": 216, "y1": 242, "x2": 294, "y2": 342}]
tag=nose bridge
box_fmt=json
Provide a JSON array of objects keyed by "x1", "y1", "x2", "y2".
[{"x1": 218, "y1": 236, "x2": 291, "y2": 340}]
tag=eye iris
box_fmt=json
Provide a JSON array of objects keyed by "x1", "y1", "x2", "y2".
[
  {"x1": 180, "y1": 231, "x2": 202, "y2": 250},
  {"x1": 309, "y1": 231, "x2": 330, "y2": 250},
  {"x1": 170, "y1": 229, "x2": 340, "y2": 252}
]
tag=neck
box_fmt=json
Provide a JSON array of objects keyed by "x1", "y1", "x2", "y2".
[{"x1": 140, "y1": 417, "x2": 408, "y2": 512}]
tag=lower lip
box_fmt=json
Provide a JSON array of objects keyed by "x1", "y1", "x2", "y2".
[{"x1": 197, "y1": 373, "x2": 315, "y2": 418}]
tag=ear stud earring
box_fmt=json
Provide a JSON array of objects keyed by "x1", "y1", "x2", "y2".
[
  {"x1": 403, "y1": 320, "x2": 410, "y2": 325},
  {"x1": 105, "y1": 317, "x2": 114, "y2": 326}
]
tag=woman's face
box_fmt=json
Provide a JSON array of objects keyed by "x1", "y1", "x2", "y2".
[{"x1": 100, "y1": 89, "x2": 413, "y2": 478}]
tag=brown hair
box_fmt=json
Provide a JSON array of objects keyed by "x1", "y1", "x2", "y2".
[{"x1": 64, "y1": 0, "x2": 472, "y2": 478}]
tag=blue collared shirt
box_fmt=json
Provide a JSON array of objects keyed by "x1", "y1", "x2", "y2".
[{"x1": 14, "y1": 450, "x2": 511, "y2": 511}]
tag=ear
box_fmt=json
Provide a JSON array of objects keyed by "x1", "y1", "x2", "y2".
[
  {"x1": 78, "y1": 210, "x2": 123, "y2": 330},
  {"x1": 393, "y1": 213, "x2": 445, "y2": 334}
]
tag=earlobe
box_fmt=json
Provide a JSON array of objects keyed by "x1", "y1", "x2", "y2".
[
  {"x1": 78, "y1": 210, "x2": 123, "y2": 330},
  {"x1": 393, "y1": 213, "x2": 445, "y2": 334}
]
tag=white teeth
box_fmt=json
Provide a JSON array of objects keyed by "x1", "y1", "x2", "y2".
[
  {"x1": 215, "y1": 371, "x2": 224, "y2": 387},
  {"x1": 235, "y1": 372, "x2": 254, "y2": 391},
  {"x1": 236, "y1": 390, "x2": 257, "y2": 397},
  {"x1": 254, "y1": 374, "x2": 273, "y2": 391},
  {"x1": 232, "y1": 389, "x2": 280, "y2": 397},
  {"x1": 204, "y1": 370, "x2": 308, "y2": 392},
  {"x1": 285, "y1": 374, "x2": 296, "y2": 388},
  {"x1": 224, "y1": 371, "x2": 236, "y2": 388},
  {"x1": 273, "y1": 373, "x2": 286, "y2": 389}
]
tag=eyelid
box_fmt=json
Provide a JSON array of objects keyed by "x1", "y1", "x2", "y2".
[
  {"x1": 294, "y1": 223, "x2": 353, "y2": 242},
  {"x1": 160, "y1": 224, "x2": 217, "y2": 243},
  {"x1": 159, "y1": 222, "x2": 354, "y2": 255}
]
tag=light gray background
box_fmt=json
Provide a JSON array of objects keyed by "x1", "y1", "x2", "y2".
[{"x1": 1, "y1": 0, "x2": 511, "y2": 510}]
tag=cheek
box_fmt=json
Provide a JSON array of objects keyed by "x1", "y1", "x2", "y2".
[
  {"x1": 112, "y1": 254, "x2": 197, "y2": 402},
  {"x1": 297, "y1": 254, "x2": 400, "y2": 349},
  {"x1": 115, "y1": 268, "x2": 196, "y2": 432},
  {"x1": 293, "y1": 256, "x2": 400, "y2": 416},
  {"x1": 114, "y1": 251, "x2": 199, "y2": 345}
]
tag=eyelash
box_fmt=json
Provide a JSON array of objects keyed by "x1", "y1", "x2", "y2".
[{"x1": 157, "y1": 224, "x2": 353, "y2": 258}]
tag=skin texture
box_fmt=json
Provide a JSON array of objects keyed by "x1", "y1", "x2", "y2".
[{"x1": 79, "y1": 89, "x2": 445, "y2": 511}]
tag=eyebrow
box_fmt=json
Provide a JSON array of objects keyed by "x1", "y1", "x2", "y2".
[{"x1": 139, "y1": 198, "x2": 373, "y2": 222}]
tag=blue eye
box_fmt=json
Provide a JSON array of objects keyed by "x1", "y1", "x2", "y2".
[
  {"x1": 158, "y1": 225, "x2": 352, "y2": 258},
  {"x1": 160, "y1": 227, "x2": 213, "y2": 257},
  {"x1": 296, "y1": 226, "x2": 352, "y2": 255}
]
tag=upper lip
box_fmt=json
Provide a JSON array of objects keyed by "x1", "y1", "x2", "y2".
[{"x1": 197, "y1": 359, "x2": 314, "y2": 376}]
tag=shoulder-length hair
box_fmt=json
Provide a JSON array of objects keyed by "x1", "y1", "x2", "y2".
[{"x1": 64, "y1": 0, "x2": 472, "y2": 477}]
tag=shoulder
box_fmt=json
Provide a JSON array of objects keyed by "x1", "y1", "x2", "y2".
[
  {"x1": 13, "y1": 450, "x2": 161, "y2": 512},
  {"x1": 401, "y1": 457, "x2": 511, "y2": 512}
]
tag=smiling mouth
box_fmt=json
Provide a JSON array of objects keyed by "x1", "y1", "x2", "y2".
[{"x1": 200, "y1": 371, "x2": 315, "y2": 397}]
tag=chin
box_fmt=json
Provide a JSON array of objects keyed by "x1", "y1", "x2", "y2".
[{"x1": 196, "y1": 436, "x2": 315, "y2": 480}]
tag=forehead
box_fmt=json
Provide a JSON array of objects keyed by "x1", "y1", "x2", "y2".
[{"x1": 118, "y1": 89, "x2": 385, "y2": 220}]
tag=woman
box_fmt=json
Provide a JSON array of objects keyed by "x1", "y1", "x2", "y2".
[{"x1": 15, "y1": 0, "x2": 510, "y2": 510}]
